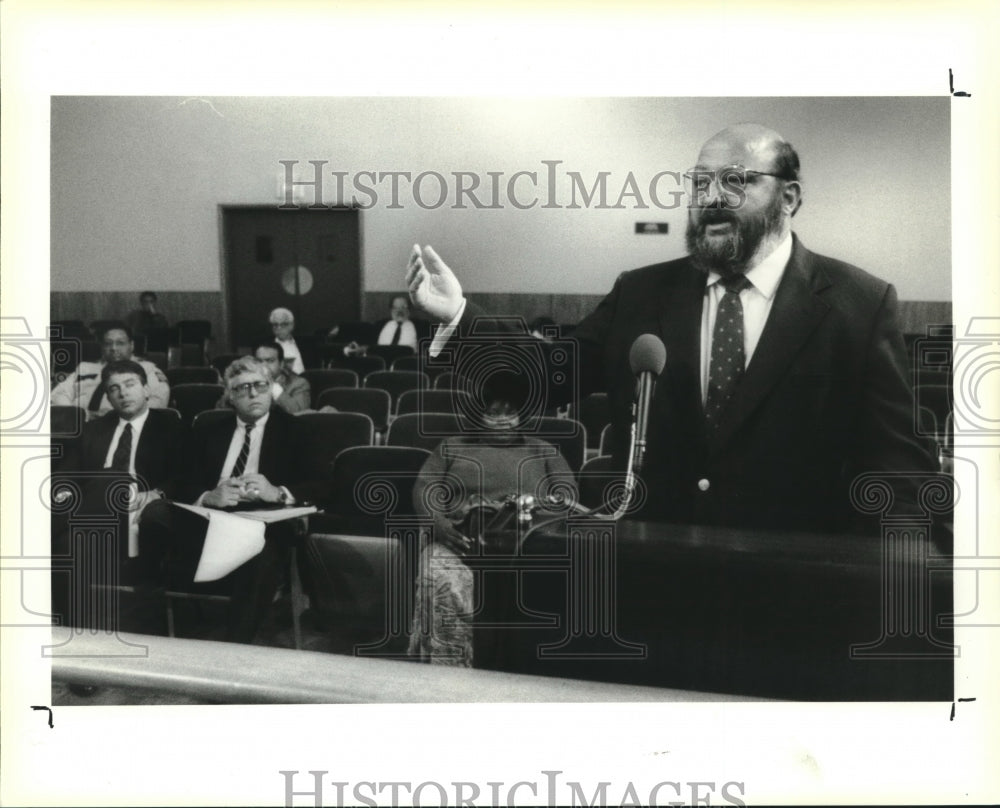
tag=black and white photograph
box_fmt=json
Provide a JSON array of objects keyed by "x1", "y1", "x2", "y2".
[{"x1": 1, "y1": 2, "x2": 997, "y2": 806}]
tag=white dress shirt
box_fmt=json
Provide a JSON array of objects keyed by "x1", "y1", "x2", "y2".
[
  {"x1": 429, "y1": 299, "x2": 468, "y2": 358},
  {"x1": 102, "y1": 408, "x2": 151, "y2": 557},
  {"x1": 377, "y1": 318, "x2": 418, "y2": 351},
  {"x1": 699, "y1": 234, "x2": 792, "y2": 402},
  {"x1": 219, "y1": 412, "x2": 270, "y2": 482},
  {"x1": 275, "y1": 338, "x2": 305, "y2": 374},
  {"x1": 102, "y1": 408, "x2": 150, "y2": 473}
]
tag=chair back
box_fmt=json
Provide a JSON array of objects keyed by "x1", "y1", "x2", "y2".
[
  {"x1": 300, "y1": 368, "x2": 360, "y2": 406},
  {"x1": 316, "y1": 387, "x2": 391, "y2": 432},
  {"x1": 210, "y1": 353, "x2": 247, "y2": 376},
  {"x1": 170, "y1": 383, "x2": 225, "y2": 425},
  {"x1": 327, "y1": 353, "x2": 386, "y2": 377},
  {"x1": 576, "y1": 454, "x2": 625, "y2": 511},
  {"x1": 363, "y1": 370, "x2": 430, "y2": 408},
  {"x1": 385, "y1": 412, "x2": 463, "y2": 451},
  {"x1": 433, "y1": 371, "x2": 458, "y2": 390},
  {"x1": 367, "y1": 344, "x2": 415, "y2": 365},
  {"x1": 396, "y1": 388, "x2": 470, "y2": 417},
  {"x1": 569, "y1": 392, "x2": 611, "y2": 450},
  {"x1": 50, "y1": 406, "x2": 85, "y2": 469},
  {"x1": 167, "y1": 366, "x2": 220, "y2": 386},
  {"x1": 327, "y1": 445, "x2": 432, "y2": 532},
  {"x1": 191, "y1": 408, "x2": 235, "y2": 431},
  {"x1": 295, "y1": 412, "x2": 375, "y2": 473}
]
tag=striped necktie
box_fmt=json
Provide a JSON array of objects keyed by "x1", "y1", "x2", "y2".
[
  {"x1": 705, "y1": 275, "x2": 752, "y2": 429},
  {"x1": 231, "y1": 422, "x2": 253, "y2": 478}
]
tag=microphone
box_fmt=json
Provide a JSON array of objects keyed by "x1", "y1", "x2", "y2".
[{"x1": 628, "y1": 334, "x2": 667, "y2": 473}]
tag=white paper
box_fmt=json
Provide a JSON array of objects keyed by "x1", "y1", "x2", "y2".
[{"x1": 170, "y1": 504, "x2": 267, "y2": 583}]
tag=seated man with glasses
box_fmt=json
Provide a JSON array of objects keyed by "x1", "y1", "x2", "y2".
[{"x1": 140, "y1": 355, "x2": 323, "y2": 642}]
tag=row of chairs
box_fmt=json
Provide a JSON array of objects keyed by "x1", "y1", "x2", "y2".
[{"x1": 50, "y1": 403, "x2": 595, "y2": 475}]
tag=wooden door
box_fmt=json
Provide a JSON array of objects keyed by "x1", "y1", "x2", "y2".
[{"x1": 221, "y1": 206, "x2": 361, "y2": 351}]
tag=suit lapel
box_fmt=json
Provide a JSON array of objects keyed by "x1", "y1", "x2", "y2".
[
  {"x1": 708, "y1": 237, "x2": 832, "y2": 456},
  {"x1": 658, "y1": 263, "x2": 706, "y2": 414}
]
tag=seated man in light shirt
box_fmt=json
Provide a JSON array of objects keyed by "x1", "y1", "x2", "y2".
[
  {"x1": 269, "y1": 307, "x2": 305, "y2": 374},
  {"x1": 376, "y1": 295, "x2": 420, "y2": 351},
  {"x1": 215, "y1": 339, "x2": 311, "y2": 414},
  {"x1": 51, "y1": 323, "x2": 170, "y2": 418},
  {"x1": 142, "y1": 356, "x2": 322, "y2": 642}
]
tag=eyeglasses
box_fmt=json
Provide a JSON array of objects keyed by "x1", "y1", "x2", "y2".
[
  {"x1": 683, "y1": 164, "x2": 791, "y2": 198},
  {"x1": 230, "y1": 380, "x2": 270, "y2": 397},
  {"x1": 270, "y1": 321, "x2": 293, "y2": 327}
]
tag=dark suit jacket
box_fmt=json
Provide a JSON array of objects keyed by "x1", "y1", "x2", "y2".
[
  {"x1": 60, "y1": 407, "x2": 186, "y2": 498},
  {"x1": 181, "y1": 406, "x2": 322, "y2": 505},
  {"x1": 452, "y1": 236, "x2": 937, "y2": 531}
]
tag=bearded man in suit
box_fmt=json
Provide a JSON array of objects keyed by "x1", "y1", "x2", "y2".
[{"x1": 405, "y1": 123, "x2": 938, "y2": 532}]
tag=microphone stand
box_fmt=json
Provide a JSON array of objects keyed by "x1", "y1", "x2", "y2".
[{"x1": 517, "y1": 423, "x2": 641, "y2": 548}]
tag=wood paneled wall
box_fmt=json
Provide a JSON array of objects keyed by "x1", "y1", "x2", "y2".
[{"x1": 52, "y1": 291, "x2": 952, "y2": 355}]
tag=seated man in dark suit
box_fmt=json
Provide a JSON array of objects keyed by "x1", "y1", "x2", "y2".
[
  {"x1": 146, "y1": 355, "x2": 323, "y2": 643},
  {"x1": 406, "y1": 123, "x2": 940, "y2": 534},
  {"x1": 52, "y1": 359, "x2": 186, "y2": 632}
]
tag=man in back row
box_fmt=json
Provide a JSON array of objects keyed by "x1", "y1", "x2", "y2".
[
  {"x1": 51, "y1": 323, "x2": 170, "y2": 417},
  {"x1": 407, "y1": 123, "x2": 940, "y2": 532}
]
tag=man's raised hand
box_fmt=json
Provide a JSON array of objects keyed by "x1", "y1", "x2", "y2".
[{"x1": 406, "y1": 244, "x2": 464, "y2": 323}]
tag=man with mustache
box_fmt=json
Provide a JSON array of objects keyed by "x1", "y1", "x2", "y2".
[{"x1": 406, "y1": 123, "x2": 938, "y2": 532}]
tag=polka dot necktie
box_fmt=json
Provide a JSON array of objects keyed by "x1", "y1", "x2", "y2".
[{"x1": 705, "y1": 275, "x2": 753, "y2": 429}]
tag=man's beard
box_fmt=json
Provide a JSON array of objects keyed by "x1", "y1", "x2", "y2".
[{"x1": 685, "y1": 191, "x2": 784, "y2": 278}]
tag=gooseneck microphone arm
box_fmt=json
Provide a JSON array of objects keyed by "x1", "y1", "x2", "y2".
[{"x1": 520, "y1": 334, "x2": 667, "y2": 544}]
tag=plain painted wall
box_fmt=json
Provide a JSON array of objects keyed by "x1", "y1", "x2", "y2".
[{"x1": 51, "y1": 96, "x2": 950, "y2": 300}]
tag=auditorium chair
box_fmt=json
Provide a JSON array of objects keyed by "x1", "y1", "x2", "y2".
[
  {"x1": 391, "y1": 355, "x2": 448, "y2": 380},
  {"x1": 210, "y1": 353, "x2": 246, "y2": 376},
  {"x1": 326, "y1": 353, "x2": 385, "y2": 378},
  {"x1": 175, "y1": 320, "x2": 213, "y2": 366},
  {"x1": 300, "y1": 368, "x2": 360, "y2": 407},
  {"x1": 598, "y1": 423, "x2": 614, "y2": 457},
  {"x1": 363, "y1": 370, "x2": 430, "y2": 409},
  {"x1": 191, "y1": 408, "x2": 234, "y2": 430},
  {"x1": 315, "y1": 387, "x2": 392, "y2": 434},
  {"x1": 433, "y1": 371, "x2": 459, "y2": 390},
  {"x1": 576, "y1": 454, "x2": 624, "y2": 511},
  {"x1": 166, "y1": 366, "x2": 221, "y2": 386},
  {"x1": 385, "y1": 412, "x2": 463, "y2": 452},
  {"x1": 303, "y1": 445, "x2": 431, "y2": 646},
  {"x1": 367, "y1": 344, "x2": 415, "y2": 365},
  {"x1": 395, "y1": 388, "x2": 470, "y2": 417},
  {"x1": 294, "y1": 412, "x2": 375, "y2": 482},
  {"x1": 50, "y1": 405, "x2": 85, "y2": 470},
  {"x1": 169, "y1": 383, "x2": 225, "y2": 425},
  {"x1": 568, "y1": 392, "x2": 611, "y2": 459},
  {"x1": 389, "y1": 355, "x2": 418, "y2": 373}
]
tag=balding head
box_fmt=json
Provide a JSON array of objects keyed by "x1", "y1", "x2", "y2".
[
  {"x1": 685, "y1": 123, "x2": 803, "y2": 277},
  {"x1": 697, "y1": 124, "x2": 800, "y2": 184}
]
